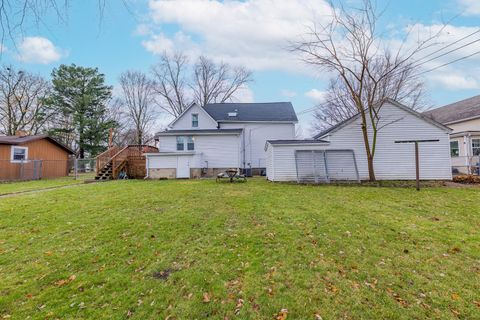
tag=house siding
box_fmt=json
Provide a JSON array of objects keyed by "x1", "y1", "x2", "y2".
[
  {"x1": 219, "y1": 122, "x2": 295, "y2": 168},
  {"x1": 267, "y1": 102, "x2": 452, "y2": 181},
  {"x1": 171, "y1": 104, "x2": 218, "y2": 130}
]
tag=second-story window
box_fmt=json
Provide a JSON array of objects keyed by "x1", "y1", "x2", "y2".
[
  {"x1": 176, "y1": 136, "x2": 195, "y2": 151},
  {"x1": 192, "y1": 114, "x2": 199, "y2": 127}
]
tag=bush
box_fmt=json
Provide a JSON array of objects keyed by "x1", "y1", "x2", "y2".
[{"x1": 452, "y1": 175, "x2": 480, "y2": 184}]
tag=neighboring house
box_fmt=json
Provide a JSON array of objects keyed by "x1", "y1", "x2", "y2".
[
  {"x1": 424, "y1": 95, "x2": 480, "y2": 174},
  {"x1": 266, "y1": 99, "x2": 452, "y2": 182},
  {"x1": 145, "y1": 102, "x2": 297, "y2": 179},
  {"x1": 0, "y1": 133, "x2": 74, "y2": 181}
]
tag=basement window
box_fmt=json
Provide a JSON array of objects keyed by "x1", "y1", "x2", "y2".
[{"x1": 11, "y1": 146, "x2": 28, "y2": 162}]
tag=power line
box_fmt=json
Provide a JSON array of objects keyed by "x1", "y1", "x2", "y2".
[{"x1": 417, "y1": 49, "x2": 480, "y2": 75}]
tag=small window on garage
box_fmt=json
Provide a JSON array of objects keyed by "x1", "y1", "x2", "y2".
[
  {"x1": 176, "y1": 136, "x2": 184, "y2": 151},
  {"x1": 473, "y1": 139, "x2": 480, "y2": 156},
  {"x1": 450, "y1": 141, "x2": 459, "y2": 157},
  {"x1": 11, "y1": 146, "x2": 28, "y2": 162}
]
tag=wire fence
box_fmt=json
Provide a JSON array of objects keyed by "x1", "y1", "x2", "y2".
[
  {"x1": 451, "y1": 156, "x2": 480, "y2": 176},
  {"x1": 0, "y1": 158, "x2": 97, "y2": 182}
]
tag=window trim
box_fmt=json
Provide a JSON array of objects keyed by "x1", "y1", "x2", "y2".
[
  {"x1": 450, "y1": 140, "x2": 459, "y2": 157},
  {"x1": 191, "y1": 113, "x2": 199, "y2": 128},
  {"x1": 176, "y1": 136, "x2": 195, "y2": 152},
  {"x1": 10, "y1": 146, "x2": 28, "y2": 163}
]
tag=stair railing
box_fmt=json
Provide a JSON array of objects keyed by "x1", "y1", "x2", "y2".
[
  {"x1": 96, "y1": 146, "x2": 120, "y2": 174},
  {"x1": 110, "y1": 146, "x2": 130, "y2": 179}
]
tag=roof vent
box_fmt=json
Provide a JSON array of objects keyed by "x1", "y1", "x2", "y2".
[{"x1": 228, "y1": 109, "x2": 238, "y2": 117}]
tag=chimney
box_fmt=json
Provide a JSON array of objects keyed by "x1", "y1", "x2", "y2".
[{"x1": 15, "y1": 130, "x2": 29, "y2": 137}]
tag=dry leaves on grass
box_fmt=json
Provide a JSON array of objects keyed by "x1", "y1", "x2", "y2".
[
  {"x1": 203, "y1": 292, "x2": 211, "y2": 303},
  {"x1": 386, "y1": 288, "x2": 408, "y2": 307},
  {"x1": 54, "y1": 275, "x2": 76, "y2": 287},
  {"x1": 275, "y1": 308, "x2": 288, "y2": 320}
]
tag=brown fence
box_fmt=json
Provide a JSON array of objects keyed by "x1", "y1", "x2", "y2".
[{"x1": 0, "y1": 159, "x2": 97, "y2": 182}]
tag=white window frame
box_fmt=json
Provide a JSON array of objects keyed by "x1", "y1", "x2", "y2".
[
  {"x1": 10, "y1": 146, "x2": 28, "y2": 163},
  {"x1": 472, "y1": 138, "x2": 480, "y2": 156},
  {"x1": 450, "y1": 140, "x2": 459, "y2": 157},
  {"x1": 176, "y1": 136, "x2": 195, "y2": 151},
  {"x1": 191, "y1": 113, "x2": 199, "y2": 128}
]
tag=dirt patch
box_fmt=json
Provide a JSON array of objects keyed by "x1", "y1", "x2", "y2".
[{"x1": 152, "y1": 269, "x2": 172, "y2": 281}]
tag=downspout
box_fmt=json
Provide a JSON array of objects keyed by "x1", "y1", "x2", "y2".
[
  {"x1": 145, "y1": 155, "x2": 149, "y2": 179},
  {"x1": 242, "y1": 128, "x2": 246, "y2": 171}
]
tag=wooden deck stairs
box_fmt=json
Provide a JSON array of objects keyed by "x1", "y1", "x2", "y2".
[{"x1": 94, "y1": 145, "x2": 158, "y2": 180}]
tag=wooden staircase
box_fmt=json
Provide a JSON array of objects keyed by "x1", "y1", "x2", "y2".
[
  {"x1": 95, "y1": 145, "x2": 158, "y2": 180},
  {"x1": 95, "y1": 161, "x2": 113, "y2": 180}
]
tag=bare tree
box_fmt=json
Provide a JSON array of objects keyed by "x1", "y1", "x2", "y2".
[
  {"x1": 192, "y1": 56, "x2": 252, "y2": 106},
  {"x1": 119, "y1": 70, "x2": 156, "y2": 145},
  {"x1": 292, "y1": 0, "x2": 441, "y2": 181},
  {"x1": 151, "y1": 52, "x2": 189, "y2": 118},
  {"x1": 151, "y1": 52, "x2": 253, "y2": 117},
  {"x1": 0, "y1": 65, "x2": 52, "y2": 135}
]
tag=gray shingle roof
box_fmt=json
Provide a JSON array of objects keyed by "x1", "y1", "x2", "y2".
[
  {"x1": 423, "y1": 95, "x2": 480, "y2": 124},
  {"x1": 267, "y1": 139, "x2": 329, "y2": 145},
  {"x1": 0, "y1": 134, "x2": 74, "y2": 154},
  {"x1": 155, "y1": 129, "x2": 243, "y2": 137},
  {"x1": 202, "y1": 102, "x2": 298, "y2": 122}
]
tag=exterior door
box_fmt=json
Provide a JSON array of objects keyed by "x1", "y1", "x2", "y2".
[{"x1": 176, "y1": 156, "x2": 190, "y2": 178}]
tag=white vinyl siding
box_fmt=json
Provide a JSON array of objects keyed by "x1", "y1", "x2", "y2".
[
  {"x1": 171, "y1": 104, "x2": 217, "y2": 130},
  {"x1": 267, "y1": 102, "x2": 452, "y2": 181},
  {"x1": 220, "y1": 122, "x2": 295, "y2": 168}
]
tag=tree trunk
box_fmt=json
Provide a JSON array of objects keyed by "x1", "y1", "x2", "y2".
[
  {"x1": 359, "y1": 112, "x2": 376, "y2": 182},
  {"x1": 367, "y1": 154, "x2": 376, "y2": 182}
]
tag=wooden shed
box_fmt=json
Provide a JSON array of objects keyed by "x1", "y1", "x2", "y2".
[{"x1": 0, "y1": 134, "x2": 74, "y2": 181}]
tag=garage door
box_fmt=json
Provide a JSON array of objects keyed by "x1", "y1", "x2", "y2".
[{"x1": 295, "y1": 150, "x2": 359, "y2": 183}]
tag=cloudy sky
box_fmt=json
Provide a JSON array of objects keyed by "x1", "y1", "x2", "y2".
[{"x1": 2, "y1": 0, "x2": 480, "y2": 134}]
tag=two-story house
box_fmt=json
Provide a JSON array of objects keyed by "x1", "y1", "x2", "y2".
[
  {"x1": 144, "y1": 102, "x2": 298, "y2": 179},
  {"x1": 424, "y1": 95, "x2": 480, "y2": 174}
]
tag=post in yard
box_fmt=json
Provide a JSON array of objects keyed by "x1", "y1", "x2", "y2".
[{"x1": 395, "y1": 139, "x2": 440, "y2": 191}]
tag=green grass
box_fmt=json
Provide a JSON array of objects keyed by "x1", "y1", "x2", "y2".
[
  {"x1": 0, "y1": 173, "x2": 94, "y2": 195},
  {"x1": 0, "y1": 179, "x2": 479, "y2": 319}
]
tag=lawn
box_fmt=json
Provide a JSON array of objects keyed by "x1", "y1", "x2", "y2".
[
  {"x1": 0, "y1": 179, "x2": 479, "y2": 319},
  {"x1": 0, "y1": 173, "x2": 94, "y2": 195}
]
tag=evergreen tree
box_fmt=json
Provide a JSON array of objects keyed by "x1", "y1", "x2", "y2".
[{"x1": 46, "y1": 64, "x2": 115, "y2": 158}]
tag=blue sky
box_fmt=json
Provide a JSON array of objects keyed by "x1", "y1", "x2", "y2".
[{"x1": 2, "y1": 0, "x2": 480, "y2": 134}]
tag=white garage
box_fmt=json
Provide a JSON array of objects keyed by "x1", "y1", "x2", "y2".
[{"x1": 266, "y1": 100, "x2": 453, "y2": 182}]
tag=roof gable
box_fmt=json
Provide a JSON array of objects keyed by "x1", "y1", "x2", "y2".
[
  {"x1": 203, "y1": 102, "x2": 298, "y2": 122},
  {"x1": 168, "y1": 103, "x2": 218, "y2": 128},
  {"x1": 314, "y1": 99, "x2": 451, "y2": 139}
]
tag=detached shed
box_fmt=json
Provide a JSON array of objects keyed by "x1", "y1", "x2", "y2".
[
  {"x1": 266, "y1": 99, "x2": 452, "y2": 182},
  {"x1": 0, "y1": 134, "x2": 74, "y2": 181}
]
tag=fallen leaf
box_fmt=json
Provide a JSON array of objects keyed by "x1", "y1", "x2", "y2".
[
  {"x1": 55, "y1": 275, "x2": 76, "y2": 286},
  {"x1": 314, "y1": 313, "x2": 323, "y2": 320},
  {"x1": 473, "y1": 301, "x2": 480, "y2": 308},
  {"x1": 234, "y1": 298, "x2": 244, "y2": 315},
  {"x1": 451, "y1": 293, "x2": 460, "y2": 301},
  {"x1": 203, "y1": 292, "x2": 211, "y2": 303},
  {"x1": 276, "y1": 308, "x2": 288, "y2": 320}
]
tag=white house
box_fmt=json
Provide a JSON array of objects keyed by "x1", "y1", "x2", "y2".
[
  {"x1": 145, "y1": 102, "x2": 298, "y2": 179},
  {"x1": 424, "y1": 95, "x2": 480, "y2": 174},
  {"x1": 266, "y1": 99, "x2": 452, "y2": 182}
]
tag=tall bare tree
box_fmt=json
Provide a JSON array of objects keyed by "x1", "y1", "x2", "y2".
[
  {"x1": 0, "y1": 65, "x2": 52, "y2": 135},
  {"x1": 293, "y1": 0, "x2": 440, "y2": 181},
  {"x1": 192, "y1": 56, "x2": 252, "y2": 106},
  {"x1": 151, "y1": 52, "x2": 253, "y2": 117},
  {"x1": 151, "y1": 52, "x2": 189, "y2": 118},
  {"x1": 119, "y1": 70, "x2": 156, "y2": 145}
]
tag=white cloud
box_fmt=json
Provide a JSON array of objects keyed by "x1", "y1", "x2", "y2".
[
  {"x1": 142, "y1": 0, "x2": 332, "y2": 72},
  {"x1": 429, "y1": 73, "x2": 480, "y2": 90},
  {"x1": 458, "y1": 0, "x2": 480, "y2": 16},
  {"x1": 281, "y1": 89, "x2": 297, "y2": 98},
  {"x1": 231, "y1": 84, "x2": 255, "y2": 103},
  {"x1": 17, "y1": 36, "x2": 64, "y2": 64},
  {"x1": 305, "y1": 89, "x2": 326, "y2": 103}
]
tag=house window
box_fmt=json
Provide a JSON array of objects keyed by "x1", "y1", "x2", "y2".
[
  {"x1": 450, "y1": 141, "x2": 459, "y2": 157},
  {"x1": 187, "y1": 136, "x2": 195, "y2": 150},
  {"x1": 472, "y1": 139, "x2": 480, "y2": 156},
  {"x1": 176, "y1": 136, "x2": 185, "y2": 151},
  {"x1": 11, "y1": 146, "x2": 28, "y2": 162},
  {"x1": 192, "y1": 114, "x2": 198, "y2": 127},
  {"x1": 176, "y1": 136, "x2": 194, "y2": 151}
]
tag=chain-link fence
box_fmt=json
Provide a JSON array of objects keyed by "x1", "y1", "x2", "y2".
[
  {"x1": 295, "y1": 149, "x2": 360, "y2": 183},
  {"x1": 0, "y1": 158, "x2": 97, "y2": 182},
  {"x1": 451, "y1": 156, "x2": 480, "y2": 176}
]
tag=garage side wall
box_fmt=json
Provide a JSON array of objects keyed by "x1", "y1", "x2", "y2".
[{"x1": 323, "y1": 103, "x2": 452, "y2": 180}]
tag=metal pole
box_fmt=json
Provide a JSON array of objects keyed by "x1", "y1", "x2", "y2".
[
  {"x1": 74, "y1": 158, "x2": 78, "y2": 180},
  {"x1": 415, "y1": 141, "x2": 420, "y2": 191}
]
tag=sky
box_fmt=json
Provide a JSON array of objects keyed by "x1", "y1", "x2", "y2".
[{"x1": 2, "y1": 0, "x2": 480, "y2": 136}]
